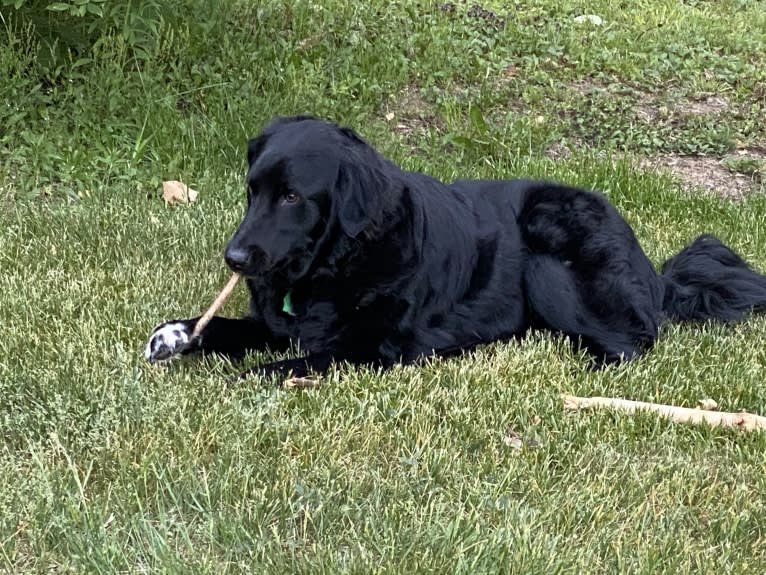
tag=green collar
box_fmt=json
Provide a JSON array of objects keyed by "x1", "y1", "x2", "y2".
[{"x1": 282, "y1": 290, "x2": 297, "y2": 316}]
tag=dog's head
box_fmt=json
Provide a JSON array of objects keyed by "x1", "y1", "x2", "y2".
[{"x1": 224, "y1": 116, "x2": 401, "y2": 280}]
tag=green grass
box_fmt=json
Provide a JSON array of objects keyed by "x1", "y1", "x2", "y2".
[{"x1": 2, "y1": 0, "x2": 766, "y2": 572}]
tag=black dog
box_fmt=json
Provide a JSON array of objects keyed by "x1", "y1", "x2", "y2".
[{"x1": 145, "y1": 116, "x2": 766, "y2": 380}]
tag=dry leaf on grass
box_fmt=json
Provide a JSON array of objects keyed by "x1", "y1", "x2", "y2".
[
  {"x1": 502, "y1": 426, "x2": 542, "y2": 450},
  {"x1": 502, "y1": 428, "x2": 524, "y2": 450},
  {"x1": 162, "y1": 180, "x2": 198, "y2": 204},
  {"x1": 573, "y1": 14, "x2": 604, "y2": 25}
]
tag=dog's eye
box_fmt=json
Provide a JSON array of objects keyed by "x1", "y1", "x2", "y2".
[{"x1": 281, "y1": 192, "x2": 300, "y2": 205}]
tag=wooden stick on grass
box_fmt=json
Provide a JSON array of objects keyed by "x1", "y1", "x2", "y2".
[
  {"x1": 191, "y1": 272, "x2": 242, "y2": 338},
  {"x1": 194, "y1": 273, "x2": 322, "y2": 389},
  {"x1": 562, "y1": 394, "x2": 766, "y2": 432},
  {"x1": 284, "y1": 376, "x2": 323, "y2": 389}
]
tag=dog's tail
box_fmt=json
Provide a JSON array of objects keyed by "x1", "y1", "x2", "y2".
[{"x1": 660, "y1": 234, "x2": 766, "y2": 323}]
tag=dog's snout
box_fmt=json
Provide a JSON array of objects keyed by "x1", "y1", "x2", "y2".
[{"x1": 224, "y1": 245, "x2": 251, "y2": 272}]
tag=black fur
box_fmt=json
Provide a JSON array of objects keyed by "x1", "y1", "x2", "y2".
[{"x1": 145, "y1": 116, "x2": 766, "y2": 380}]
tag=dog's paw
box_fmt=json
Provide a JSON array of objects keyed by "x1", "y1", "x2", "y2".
[{"x1": 144, "y1": 320, "x2": 196, "y2": 363}]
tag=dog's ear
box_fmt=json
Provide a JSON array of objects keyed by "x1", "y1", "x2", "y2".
[
  {"x1": 336, "y1": 160, "x2": 394, "y2": 239},
  {"x1": 334, "y1": 126, "x2": 400, "y2": 238},
  {"x1": 247, "y1": 135, "x2": 268, "y2": 167}
]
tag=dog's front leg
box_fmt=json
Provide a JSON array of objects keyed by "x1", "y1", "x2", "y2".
[{"x1": 145, "y1": 316, "x2": 288, "y2": 363}]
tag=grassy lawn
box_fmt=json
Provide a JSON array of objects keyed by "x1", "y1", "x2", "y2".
[{"x1": 2, "y1": 0, "x2": 766, "y2": 572}]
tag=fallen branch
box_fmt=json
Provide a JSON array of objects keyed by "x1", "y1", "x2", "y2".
[
  {"x1": 192, "y1": 272, "x2": 242, "y2": 338},
  {"x1": 562, "y1": 394, "x2": 766, "y2": 432}
]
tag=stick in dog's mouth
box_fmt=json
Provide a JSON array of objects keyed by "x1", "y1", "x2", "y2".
[{"x1": 191, "y1": 272, "x2": 242, "y2": 339}]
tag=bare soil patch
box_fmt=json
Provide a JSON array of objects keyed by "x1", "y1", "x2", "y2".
[
  {"x1": 639, "y1": 149, "x2": 765, "y2": 199},
  {"x1": 383, "y1": 85, "x2": 442, "y2": 138},
  {"x1": 675, "y1": 95, "x2": 729, "y2": 116},
  {"x1": 567, "y1": 79, "x2": 732, "y2": 122}
]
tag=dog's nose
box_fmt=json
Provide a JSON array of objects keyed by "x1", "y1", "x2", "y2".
[{"x1": 224, "y1": 246, "x2": 251, "y2": 272}]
